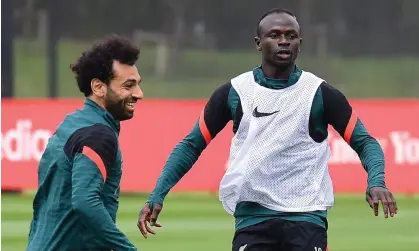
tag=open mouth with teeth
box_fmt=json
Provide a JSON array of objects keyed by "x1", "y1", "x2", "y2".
[{"x1": 126, "y1": 102, "x2": 136, "y2": 112}]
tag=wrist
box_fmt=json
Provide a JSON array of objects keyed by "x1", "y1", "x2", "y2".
[
  {"x1": 367, "y1": 184, "x2": 387, "y2": 194},
  {"x1": 146, "y1": 194, "x2": 164, "y2": 206}
]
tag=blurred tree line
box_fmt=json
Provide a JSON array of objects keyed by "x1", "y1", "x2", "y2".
[{"x1": 11, "y1": 0, "x2": 419, "y2": 56}]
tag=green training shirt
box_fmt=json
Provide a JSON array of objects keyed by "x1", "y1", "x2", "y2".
[
  {"x1": 27, "y1": 98, "x2": 137, "y2": 251},
  {"x1": 147, "y1": 66, "x2": 386, "y2": 232}
]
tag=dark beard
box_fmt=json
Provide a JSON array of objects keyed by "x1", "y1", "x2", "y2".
[{"x1": 104, "y1": 88, "x2": 130, "y2": 121}]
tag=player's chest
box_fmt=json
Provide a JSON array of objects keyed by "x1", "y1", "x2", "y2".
[{"x1": 246, "y1": 89, "x2": 308, "y2": 126}]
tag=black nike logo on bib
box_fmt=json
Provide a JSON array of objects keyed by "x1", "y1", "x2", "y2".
[{"x1": 252, "y1": 106, "x2": 279, "y2": 118}]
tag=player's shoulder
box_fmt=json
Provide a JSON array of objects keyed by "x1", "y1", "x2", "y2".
[
  {"x1": 213, "y1": 80, "x2": 233, "y2": 93},
  {"x1": 300, "y1": 69, "x2": 326, "y2": 84},
  {"x1": 58, "y1": 107, "x2": 108, "y2": 132},
  {"x1": 64, "y1": 123, "x2": 118, "y2": 158},
  {"x1": 299, "y1": 70, "x2": 345, "y2": 97},
  {"x1": 71, "y1": 123, "x2": 117, "y2": 144},
  {"x1": 208, "y1": 68, "x2": 259, "y2": 97},
  {"x1": 312, "y1": 79, "x2": 350, "y2": 107},
  {"x1": 231, "y1": 70, "x2": 254, "y2": 85},
  {"x1": 316, "y1": 79, "x2": 345, "y2": 97}
]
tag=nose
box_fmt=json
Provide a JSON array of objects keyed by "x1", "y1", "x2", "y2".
[
  {"x1": 132, "y1": 85, "x2": 144, "y2": 100},
  {"x1": 278, "y1": 35, "x2": 290, "y2": 46}
]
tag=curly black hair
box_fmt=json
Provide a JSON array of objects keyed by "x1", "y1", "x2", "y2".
[
  {"x1": 256, "y1": 8, "x2": 297, "y2": 37},
  {"x1": 70, "y1": 34, "x2": 140, "y2": 97}
]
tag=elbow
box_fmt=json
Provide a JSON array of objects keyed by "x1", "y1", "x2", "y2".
[
  {"x1": 357, "y1": 137, "x2": 385, "y2": 162},
  {"x1": 365, "y1": 136, "x2": 384, "y2": 152},
  {"x1": 356, "y1": 136, "x2": 382, "y2": 152}
]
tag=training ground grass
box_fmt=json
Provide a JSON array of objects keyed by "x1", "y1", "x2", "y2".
[{"x1": 2, "y1": 193, "x2": 418, "y2": 251}]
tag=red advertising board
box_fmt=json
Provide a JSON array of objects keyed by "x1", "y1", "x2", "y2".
[{"x1": 2, "y1": 99, "x2": 419, "y2": 194}]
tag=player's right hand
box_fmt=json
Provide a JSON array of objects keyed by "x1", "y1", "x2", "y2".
[{"x1": 137, "y1": 202, "x2": 163, "y2": 239}]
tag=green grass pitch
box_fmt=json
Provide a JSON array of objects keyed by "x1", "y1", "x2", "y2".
[{"x1": 2, "y1": 193, "x2": 418, "y2": 251}]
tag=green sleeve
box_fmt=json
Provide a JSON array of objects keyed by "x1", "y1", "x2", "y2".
[
  {"x1": 316, "y1": 82, "x2": 386, "y2": 192},
  {"x1": 71, "y1": 153, "x2": 137, "y2": 251},
  {"x1": 147, "y1": 82, "x2": 232, "y2": 206},
  {"x1": 349, "y1": 119, "x2": 386, "y2": 191},
  {"x1": 147, "y1": 121, "x2": 206, "y2": 205}
]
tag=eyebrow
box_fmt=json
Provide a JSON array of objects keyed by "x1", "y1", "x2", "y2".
[{"x1": 122, "y1": 78, "x2": 140, "y2": 85}]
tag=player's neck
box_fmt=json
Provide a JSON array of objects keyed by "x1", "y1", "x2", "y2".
[
  {"x1": 261, "y1": 62, "x2": 295, "y2": 80},
  {"x1": 88, "y1": 96, "x2": 106, "y2": 111}
]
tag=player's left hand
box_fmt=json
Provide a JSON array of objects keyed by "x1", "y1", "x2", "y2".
[
  {"x1": 137, "y1": 202, "x2": 163, "y2": 239},
  {"x1": 366, "y1": 187, "x2": 398, "y2": 218}
]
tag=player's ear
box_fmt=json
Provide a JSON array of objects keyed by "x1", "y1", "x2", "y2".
[
  {"x1": 91, "y1": 78, "x2": 106, "y2": 97},
  {"x1": 255, "y1": 36, "x2": 262, "y2": 51},
  {"x1": 299, "y1": 38, "x2": 303, "y2": 52}
]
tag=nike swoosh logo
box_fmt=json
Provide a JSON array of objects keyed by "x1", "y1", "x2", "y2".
[
  {"x1": 253, "y1": 106, "x2": 279, "y2": 118},
  {"x1": 239, "y1": 244, "x2": 248, "y2": 251}
]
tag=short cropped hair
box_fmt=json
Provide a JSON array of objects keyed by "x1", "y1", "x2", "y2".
[
  {"x1": 256, "y1": 8, "x2": 297, "y2": 36},
  {"x1": 70, "y1": 34, "x2": 140, "y2": 97}
]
